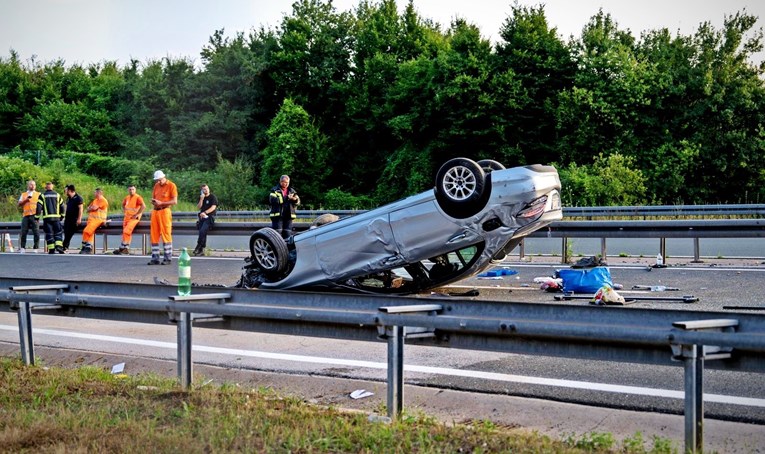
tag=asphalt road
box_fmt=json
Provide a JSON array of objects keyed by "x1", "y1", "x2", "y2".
[{"x1": 1, "y1": 251, "x2": 764, "y2": 448}]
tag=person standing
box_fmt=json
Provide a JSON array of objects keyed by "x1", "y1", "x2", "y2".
[
  {"x1": 62, "y1": 184, "x2": 83, "y2": 252},
  {"x1": 37, "y1": 182, "x2": 65, "y2": 254},
  {"x1": 193, "y1": 184, "x2": 218, "y2": 256},
  {"x1": 113, "y1": 185, "x2": 146, "y2": 255},
  {"x1": 79, "y1": 188, "x2": 108, "y2": 254},
  {"x1": 148, "y1": 170, "x2": 178, "y2": 265},
  {"x1": 269, "y1": 175, "x2": 300, "y2": 239},
  {"x1": 16, "y1": 180, "x2": 40, "y2": 252}
]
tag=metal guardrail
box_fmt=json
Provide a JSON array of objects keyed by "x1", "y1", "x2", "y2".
[
  {"x1": 1, "y1": 277, "x2": 765, "y2": 453},
  {"x1": 2, "y1": 217, "x2": 763, "y2": 260}
]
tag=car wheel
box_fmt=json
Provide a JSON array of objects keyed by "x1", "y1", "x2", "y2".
[
  {"x1": 249, "y1": 228, "x2": 289, "y2": 275},
  {"x1": 477, "y1": 159, "x2": 505, "y2": 173},
  {"x1": 435, "y1": 158, "x2": 486, "y2": 218}
]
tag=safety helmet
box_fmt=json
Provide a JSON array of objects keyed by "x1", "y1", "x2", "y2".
[{"x1": 153, "y1": 170, "x2": 166, "y2": 180}]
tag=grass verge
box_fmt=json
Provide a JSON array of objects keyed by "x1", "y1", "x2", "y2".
[{"x1": 0, "y1": 358, "x2": 676, "y2": 453}]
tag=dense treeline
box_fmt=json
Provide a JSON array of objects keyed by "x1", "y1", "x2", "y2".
[{"x1": 1, "y1": 0, "x2": 764, "y2": 208}]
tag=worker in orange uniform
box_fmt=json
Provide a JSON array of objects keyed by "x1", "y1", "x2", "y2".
[
  {"x1": 148, "y1": 170, "x2": 178, "y2": 265},
  {"x1": 113, "y1": 185, "x2": 146, "y2": 255},
  {"x1": 79, "y1": 188, "x2": 109, "y2": 254}
]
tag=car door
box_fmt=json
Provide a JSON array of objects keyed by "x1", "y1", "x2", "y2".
[{"x1": 314, "y1": 213, "x2": 402, "y2": 281}]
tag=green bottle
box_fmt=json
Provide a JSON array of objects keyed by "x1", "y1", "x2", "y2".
[{"x1": 178, "y1": 248, "x2": 191, "y2": 296}]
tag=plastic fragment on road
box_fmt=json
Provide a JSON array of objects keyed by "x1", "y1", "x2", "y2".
[
  {"x1": 477, "y1": 269, "x2": 518, "y2": 277},
  {"x1": 590, "y1": 285, "x2": 626, "y2": 305},
  {"x1": 350, "y1": 389, "x2": 374, "y2": 399}
]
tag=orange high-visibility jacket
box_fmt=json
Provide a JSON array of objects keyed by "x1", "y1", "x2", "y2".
[
  {"x1": 152, "y1": 180, "x2": 178, "y2": 206},
  {"x1": 87, "y1": 197, "x2": 109, "y2": 222},
  {"x1": 19, "y1": 191, "x2": 41, "y2": 217},
  {"x1": 122, "y1": 194, "x2": 145, "y2": 218}
]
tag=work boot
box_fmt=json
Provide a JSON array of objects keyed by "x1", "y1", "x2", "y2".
[
  {"x1": 79, "y1": 247, "x2": 92, "y2": 255},
  {"x1": 113, "y1": 247, "x2": 129, "y2": 255},
  {"x1": 48, "y1": 248, "x2": 55, "y2": 254},
  {"x1": 55, "y1": 246, "x2": 65, "y2": 254},
  {"x1": 193, "y1": 247, "x2": 204, "y2": 256}
]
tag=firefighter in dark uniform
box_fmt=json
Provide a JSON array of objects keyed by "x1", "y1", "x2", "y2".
[
  {"x1": 37, "y1": 182, "x2": 66, "y2": 254},
  {"x1": 269, "y1": 175, "x2": 300, "y2": 239}
]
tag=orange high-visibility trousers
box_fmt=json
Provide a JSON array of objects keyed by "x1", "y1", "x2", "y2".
[
  {"x1": 150, "y1": 209, "x2": 172, "y2": 244},
  {"x1": 122, "y1": 218, "x2": 140, "y2": 245},
  {"x1": 82, "y1": 218, "x2": 104, "y2": 243}
]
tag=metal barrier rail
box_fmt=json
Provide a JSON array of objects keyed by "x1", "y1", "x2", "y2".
[
  {"x1": 50, "y1": 203, "x2": 765, "y2": 221},
  {"x1": 2, "y1": 218, "x2": 763, "y2": 260},
  {"x1": 2, "y1": 277, "x2": 765, "y2": 452}
]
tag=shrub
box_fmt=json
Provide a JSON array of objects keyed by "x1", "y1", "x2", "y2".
[
  {"x1": 56, "y1": 150, "x2": 155, "y2": 187},
  {"x1": 322, "y1": 188, "x2": 375, "y2": 210}
]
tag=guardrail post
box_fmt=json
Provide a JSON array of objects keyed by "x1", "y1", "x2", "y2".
[
  {"x1": 17, "y1": 301, "x2": 34, "y2": 365},
  {"x1": 387, "y1": 325, "x2": 404, "y2": 419},
  {"x1": 9, "y1": 284, "x2": 69, "y2": 366},
  {"x1": 178, "y1": 311, "x2": 192, "y2": 390},
  {"x1": 378, "y1": 304, "x2": 442, "y2": 419},
  {"x1": 671, "y1": 319, "x2": 737, "y2": 454},
  {"x1": 692, "y1": 238, "x2": 703, "y2": 263},
  {"x1": 600, "y1": 238, "x2": 607, "y2": 260},
  {"x1": 518, "y1": 239, "x2": 525, "y2": 260},
  {"x1": 660, "y1": 238, "x2": 667, "y2": 263},
  {"x1": 168, "y1": 293, "x2": 231, "y2": 390},
  {"x1": 561, "y1": 237, "x2": 569, "y2": 264}
]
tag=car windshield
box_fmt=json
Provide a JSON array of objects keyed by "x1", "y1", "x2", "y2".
[{"x1": 350, "y1": 243, "x2": 484, "y2": 293}]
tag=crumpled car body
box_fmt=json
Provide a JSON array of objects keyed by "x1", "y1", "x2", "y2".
[{"x1": 243, "y1": 158, "x2": 562, "y2": 294}]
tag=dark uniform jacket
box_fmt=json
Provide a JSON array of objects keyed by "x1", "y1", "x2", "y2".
[
  {"x1": 269, "y1": 186, "x2": 300, "y2": 219},
  {"x1": 38, "y1": 190, "x2": 65, "y2": 220}
]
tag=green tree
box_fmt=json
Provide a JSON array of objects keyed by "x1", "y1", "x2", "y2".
[
  {"x1": 260, "y1": 99, "x2": 330, "y2": 204},
  {"x1": 495, "y1": 4, "x2": 576, "y2": 164},
  {"x1": 558, "y1": 153, "x2": 646, "y2": 206}
]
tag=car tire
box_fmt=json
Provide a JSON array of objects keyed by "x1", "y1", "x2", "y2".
[
  {"x1": 477, "y1": 159, "x2": 505, "y2": 173},
  {"x1": 435, "y1": 158, "x2": 487, "y2": 218},
  {"x1": 249, "y1": 228, "x2": 289, "y2": 275}
]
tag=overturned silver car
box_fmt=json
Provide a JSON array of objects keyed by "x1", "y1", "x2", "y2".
[{"x1": 239, "y1": 158, "x2": 562, "y2": 293}]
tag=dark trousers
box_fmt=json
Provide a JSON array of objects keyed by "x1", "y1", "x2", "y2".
[
  {"x1": 20, "y1": 215, "x2": 39, "y2": 249},
  {"x1": 63, "y1": 220, "x2": 78, "y2": 249},
  {"x1": 271, "y1": 216, "x2": 294, "y2": 239},
  {"x1": 42, "y1": 219, "x2": 64, "y2": 251},
  {"x1": 196, "y1": 217, "x2": 214, "y2": 249}
]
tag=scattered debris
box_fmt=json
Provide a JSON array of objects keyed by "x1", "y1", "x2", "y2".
[
  {"x1": 571, "y1": 256, "x2": 607, "y2": 268},
  {"x1": 350, "y1": 389, "x2": 374, "y2": 399},
  {"x1": 137, "y1": 385, "x2": 159, "y2": 391},
  {"x1": 555, "y1": 293, "x2": 699, "y2": 304},
  {"x1": 111, "y1": 362, "x2": 125, "y2": 374},
  {"x1": 590, "y1": 285, "x2": 625, "y2": 305},
  {"x1": 447, "y1": 289, "x2": 480, "y2": 297},
  {"x1": 477, "y1": 269, "x2": 518, "y2": 278},
  {"x1": 632, "y1": 285, "x2": 679, "y2": 292}
]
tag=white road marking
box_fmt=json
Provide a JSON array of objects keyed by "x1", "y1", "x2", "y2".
[{"x1": 2, "y1": 324, "x2": 763, "y2": 408}]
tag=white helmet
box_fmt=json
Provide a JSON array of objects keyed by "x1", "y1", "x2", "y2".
[{"x1": 153, "y1": 170, "x2": 166, "y2": 180}]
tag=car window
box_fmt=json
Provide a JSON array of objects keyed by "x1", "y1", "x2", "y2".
[{"x1": 350, "y1": 243, "x2": 484, "y2": 293}]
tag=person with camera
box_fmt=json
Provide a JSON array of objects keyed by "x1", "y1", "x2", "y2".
[
  {"x1": 16, "y1": 180, "x2": 41, "y2": 253},
  {"x1": 269, "y1": 175, "x2": 300, "y2": 239},
  {"x1": 193, "y1": 184, "x2": 218, "y2": 256}
]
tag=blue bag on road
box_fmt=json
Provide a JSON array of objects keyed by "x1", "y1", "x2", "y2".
[{"x1": 558, "y1": 267, "x2": 613, "y2": 293}]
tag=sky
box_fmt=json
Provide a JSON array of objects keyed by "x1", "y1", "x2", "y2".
[{"x1": 1, "y1": 0, "x2": 764, "y2": 67}]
